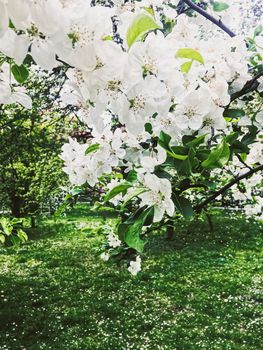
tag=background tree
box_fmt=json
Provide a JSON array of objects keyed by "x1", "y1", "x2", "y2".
[{"x1": 0, "y1": 67, "x2": 77, "y2": 223}]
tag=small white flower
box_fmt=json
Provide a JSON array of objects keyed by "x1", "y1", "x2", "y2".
[
  {"x1": 174, "y1": 89, "x2": 210, "y2": 131},
  {"x1": 108, "y1": 231, "x2": 121, "y2": 248},
  {"x1": 128, "y1": 256, "x2": 141, "y2": 276},
  {"x1": 100, "y1": 252, "x2": 110, "y2": 262}
]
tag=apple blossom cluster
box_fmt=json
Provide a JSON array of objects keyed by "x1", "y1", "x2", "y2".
[{"x1": 58, "y1": 3, "x2": 250, "y2": 186}]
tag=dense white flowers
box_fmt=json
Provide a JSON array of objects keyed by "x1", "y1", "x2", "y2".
[{"x1": 55, "y1": 7, "x2": 251, "y2": 202}]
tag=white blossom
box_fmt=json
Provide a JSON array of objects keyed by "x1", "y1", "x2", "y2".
[
  {"x1": 100, "y1": 252, "x2": 110, "y2": 262},
  {"x1": 108, "y1": 231, "x2": 121, "y2": 248},
  {"x1": 139, "y1": 173, "x2": 175, "y2": 222},
  {"x1": 128, "y1": 256, "x2": 141, "y2": 276}
]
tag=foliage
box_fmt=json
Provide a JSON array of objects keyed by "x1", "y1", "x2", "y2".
[
  {"x1": 126, "y1": 13, "x2": 160, "y2": 48},
  {"x1": 0, "y1": 68, "x2": 74, "y2": 218},
  {"x1": 0, "y1": 216, "x2": 27, "y2": 245}
]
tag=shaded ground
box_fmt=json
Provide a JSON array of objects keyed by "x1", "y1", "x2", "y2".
[{"x1": 0, "y1": 205, "x2": 262, "y2": 350}]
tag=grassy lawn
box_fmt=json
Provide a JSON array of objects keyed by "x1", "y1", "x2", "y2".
[{"x1": 0, "y1": 205, "x2": 262, "y2": 350}]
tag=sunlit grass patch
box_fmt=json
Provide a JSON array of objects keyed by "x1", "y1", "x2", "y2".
[{"x1": 0, "y1": 205, "x2": 262, "y2": 350}]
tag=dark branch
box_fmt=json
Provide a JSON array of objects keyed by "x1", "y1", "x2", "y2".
[
  {"x1": 181, "y1": 0, "x2": 236, "y2": 37},
  {"x1": 235, "y1": 154, "x2": 253, "y2": 171},
  {"x1": 194, "y1": 164, "x2": 263, "y2": 212},
  {"x1": 230, "y1": 71, "x2": 263, "y2": 102},
  {"x1": 56, "y1": 56, "x2": 74, "y2": 69}
]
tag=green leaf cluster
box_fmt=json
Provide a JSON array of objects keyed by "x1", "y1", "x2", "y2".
[
  {"x1": 0, "y1": 217, "x2": 28, "y2": 245},
  {"x1": 126, "y1": 14, "x2": 160, "y2": 48}
]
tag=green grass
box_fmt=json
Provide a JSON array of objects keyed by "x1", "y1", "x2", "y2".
[{"x1": 0, "y1": 205, "x2": 262, "y2": 350}]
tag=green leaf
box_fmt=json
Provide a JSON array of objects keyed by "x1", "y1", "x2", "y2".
[
  {"x1": 11, "y1": 218, "x2": 23, "y2": 225},
  {"x1": 225, "y1": 132, "x2": 239, "y2": 144},
  {"x1": 0, "y1": 234, "x2": 5, "y2": 244},
  {"x1": 240, "y1": 153, "x2": 247, "y2": 162},
  {"x1": 103, "y1": 35, "x2": 113, "y2": 41},
  {"x1": 212, "y1": 1, "x2": 229, "y2": 12},
  {"x1": 85, "y1": 143, "x2": 100, "y2": 155},
  {"x1": 184, "y1": 134, "x2": 207, "y2": 148},
  {"x1": 223, "y1": 109, "x2": 245, "y2": 119},
  {"x1": 144, "y1": 122, "x2": 153, "y2": 134},
  {"x1": 10, "y1": 235, "x2": 20, "y2": 246},
  {"x1": 159, "y1": 131, "x2": 188, "y2": 160},
  {"x1": 231, "y1": 140, "x2": 249, "y2": 154},
  {"x1": 125, "y1": 206, "x2": 147, "y2": 224},
  {"x1": 0, "y1": 218, "x2": 12, "y2": 236},
  {"x1": 196, "y1": 149, "x2": 210, "y2": 161},
  {"x1": 167, "y1": 150, "x2": 188, "y2": 160},
  {"x1": 178, "y1": 148, "x2": 197, "y2": 176},
  {"x1": 11, "y1": 64, "x2": 29, "y2": 84},
  {"x1": 54, "y1": 199, "x2": 72, "y2": 217},
  {"x1": 159, "y1": 131, "x2": 171, "y2": 149},
  {"x1": 177, "y1": 48, "x2": 204, "y2": 64},
  {"x1": 181, "y1": 61, "x2": 192, "y2": 73},
  {"x1": 202, "y1": 140, "x2": 230, "y2": 169},
  {"x1": 124, "y1": 220, "x2": 146, "y2": 253},
  {"x1": 241, "y1": 125, "x2": 258, "y2": 145},
  {"x1": 143, "y1": 6, "x2": 155, "y2": 17},
  {"x1": 104, "y1": 182, "x2": 133, "y2": 202},
  {"x1": 154, "y1": 168, "x2": 172, "y2": 180},
  {"x1": 126, "y1": 169, "x2": 138, "y2": 183},
  {"x1": 118, "y1": 207, "x2": 153, "y2": 253},
  {"x1": 70, "y1": 187, "x2": 83, "y2": 196},
  {"x1": 126, "y1": 14, "x2": 160, "y2": 48},
  {"x1": 254, "y1": 25, "x2": 263, "y2": 38},
  {"x1": 172, "y1": 195, "x2": 193, "y2": 218},
  {"x1": 17, "y1": 229, "x2": 28, "y2": 243}
]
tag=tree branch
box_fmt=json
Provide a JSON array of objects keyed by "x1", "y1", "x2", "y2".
[
  {"x1": 56, "y1": 56, "x2": 73, "y2": 69},
  {"x1": 194, "y1": 164, "x2": 263, "y2": 212},
  {"x1": 235, "y1": 153, "x2": 253, "y2": 171},
  {"x1": 181, "y1": 0, "x2": 236, "y2": 37},
  {"x1": 230, "y1": 71, "x2": 263, "y2": 102}
]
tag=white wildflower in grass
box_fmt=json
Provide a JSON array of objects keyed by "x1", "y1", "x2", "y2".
[
  {"x1": 107, "y1": 231, "x2": 121, "y2": 248},
  {"x1": 100, "y1": 252, "x2": 110, "y2": 262},
  {"x1": 128, "y1": 256, "x2": 141, "y2": 276}
]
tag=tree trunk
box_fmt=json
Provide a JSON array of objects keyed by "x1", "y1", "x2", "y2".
[
  {"x1": 10, "y1": 196, "x2": 22, "y2": 218},
  {"x1": 206, "y1": 212, "x2": 214, "y2": 232},
  {"x1": 166, "y1": 220, "x2": 175, "y2": 240},
  {"x1": 30, "y1": 216, "x2": 36, "y2": 228}
]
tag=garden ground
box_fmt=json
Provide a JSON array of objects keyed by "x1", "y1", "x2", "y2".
[{"x1": 0, "y1": 205, "x2": 262, "y2": 350}]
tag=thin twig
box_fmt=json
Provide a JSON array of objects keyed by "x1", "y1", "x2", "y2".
[
  {"x1": 181, "y1": 0, "x2": 236, "y2": 37},
  {"x1": 230, "y1": 71, "x2": 263, "y2": 102},
  {"x1": 194, "y1": 164, "x2": 263, "y2": 212},
  {"x1": 235, "y1": 154, "x2": 253, "y2": 171}
]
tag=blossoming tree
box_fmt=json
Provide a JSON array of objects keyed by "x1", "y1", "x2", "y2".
[{"x1": 0, "y1": 0, "x2": 262, "y2": 274}]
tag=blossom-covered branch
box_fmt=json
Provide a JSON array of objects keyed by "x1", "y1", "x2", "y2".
[{"x1": 0, "y1": 0, "x2": 262, "y2": 274}]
